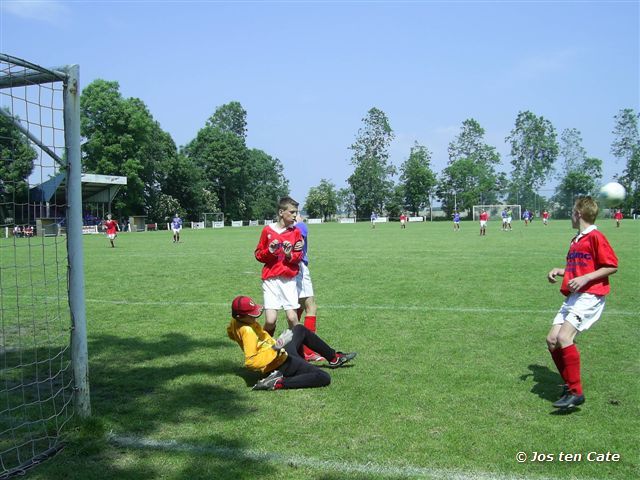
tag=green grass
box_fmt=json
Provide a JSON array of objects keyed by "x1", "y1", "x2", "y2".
[{"x1": 12, "y1": 219, "x2": 640, "y2": 479}]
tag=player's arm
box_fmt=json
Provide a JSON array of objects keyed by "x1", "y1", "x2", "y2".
[
  {"x1": 547, "y1": 268, "x2": 565, "y2": 283},
  {"x1": 238, "y1": 328, "x2": 278, "y2": 371},
  {"x1": 284, "y1": 231, "x2": 304, "y2": 264},
  {"x1": 566, "y1": 266, "x2": 618, "y2": 292},
  {"x1": 254, "y1": 230, "x2": 279, "y2": 263}
]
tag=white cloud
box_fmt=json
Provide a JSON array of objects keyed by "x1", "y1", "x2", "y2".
[{"x1": 1, "y1": 0, "x2": 70, "y2": 25}]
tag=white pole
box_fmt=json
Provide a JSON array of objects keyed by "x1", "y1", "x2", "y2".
[{"x1": 64, "y1": 65, "x2": 91, "y2": 418}]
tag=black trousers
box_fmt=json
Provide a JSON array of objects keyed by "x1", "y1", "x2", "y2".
[{"x1": 278, "y1": 324, "x2": 335, "y2": 389}]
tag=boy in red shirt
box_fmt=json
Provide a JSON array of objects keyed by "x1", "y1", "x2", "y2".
[
  {"x1": 546, "y1": 196, "x2": 618, "y2": 409},
  {"x1": 104, "y1": 214, "x2": 120, "y2": 248},
  {"x1": 479, "y1": 209, "x2": 488, "y2": 236},
  {"x1": 613, "y1": 209, "x2": 623, "y2": 228},
  {"x1": 255, "y1": 197, "x2": 304, "y2": 337}
]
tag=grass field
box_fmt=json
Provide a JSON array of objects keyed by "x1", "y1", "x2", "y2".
[{"x1": 21, "y1": 218, "x2": 639, "y2": 479}]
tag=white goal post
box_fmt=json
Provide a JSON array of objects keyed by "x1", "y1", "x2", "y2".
[
  {"x1": 472, "y1": 205, "x2": 521, "y2": 222},
  {"x1": 203, "y1": 212, "x2": 224, "y2": 228}
]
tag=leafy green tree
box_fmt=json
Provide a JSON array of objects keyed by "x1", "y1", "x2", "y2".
[
  {"x1": 347, "y1": 108, "x2": 396, "y2": 217},
  {"x1": 157, "y1": 152, "x2": 215, "y2": 222},
  {"x1": 553, "y1": 158, "x2": 602, "y2": 218},
  {"x1": 337, "y1": 187, "x2": 356, "y2": 217},
  {"x1": 505, "y1": 111, "x2": 559, "y2": 208},
  {"x1": 183, "y1": 124, "x2": 249, "y2": 220},
  {"x1": 245, "y1": 148, "x2": 290, "y2": 220},
  {"x1": 304, "y1": 179, "x2": 338, "y2": 220},
  {"x1": 399, "y1": 142, "x2": 436, "y2": 215},
  {"x1": 384, "y1": 184, "x2": 405, "y2": 219},
  {"x1": 207, "y1": 101, "x2": 247, "y2": 139},
  {"x1": 0, "y1": 109, "x2": 37, "y2": 220},
  {"x1": 80, "y1": 79, "x2": 179, "y2": 218},
  {"x1": 436, "y1": 158, "x2": 506, "y2": 217},
  {"x1": 553, "y1": 129, "x2": 601, "y2": 217},
  {"x1": 436, "y1": 119, "x2": 505, "y2": 216},
  {"x1": 611, "y1": 108, "x2": 640, "y2": 211}
]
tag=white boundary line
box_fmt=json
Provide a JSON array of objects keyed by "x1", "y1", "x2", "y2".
[
  {"x1": 108, "y1": 434, "x2": 553, "y2": 480},
  {"x1": 84, "y1": 298, "x2": 637, "y2": 317}
]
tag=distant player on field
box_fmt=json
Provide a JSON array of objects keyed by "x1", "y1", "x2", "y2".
[
  {"x1": 479, "y1": 209, "x2": 488, "y2": 236},
  {"x1": 506, "y1": 207, "x2": 513, "y2": 231},
  {"x1": 522, "y1": 209, "x2": 531, "y2": 226},
  {"x1": 545, "y1": 196, "x2": 618, "y2": 410},
  {"x1": 370, "y1": 211, "x2": 378, "y2": 229},
  {"x1": 542, "y1": 209, "x2": 550, "y2": 226},
  {"x1": 171, "y1": 213, "x2": 183, "y2": 242},
  {"x1": 501, "y1": 208, "x2": 508, "y2": 231},
  {"x1": 295, "y1": 215, "x2": 324, "y2": 362},
  {"x1": 453, "y1": 211, "x2": 460, "y2": 231},
  {"x1": 613, "y1": 209, "x2": 623, "y2": 228},
  {"x1": 400, "y1": 212, "x2": 407, "y2": 229},
  {"x1": 104, "y1": 213, "x2": 120, "y2": 248},
  {"x1": 255, "y1": 196, "x2": 304, "y2": 337}
]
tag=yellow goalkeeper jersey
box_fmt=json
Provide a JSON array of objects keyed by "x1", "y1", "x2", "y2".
[{"x1": 226, "y1": 319, "x2": 288, "y2": 374}]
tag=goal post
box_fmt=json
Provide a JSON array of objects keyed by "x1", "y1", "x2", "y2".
[
  {"x1": 0, "y1": 54, "x2": 88, "y2": 476},
  {"x1": 204, "y1": 212, "x2": 224, "y2": 228},
  {"x1": 472, "y1": 205, "x2": 521, "y2": 222}
]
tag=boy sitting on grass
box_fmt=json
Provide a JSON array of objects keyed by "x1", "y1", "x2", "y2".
[{"x1": 226, "y1": 295, "x2": 356, "y2": 390}]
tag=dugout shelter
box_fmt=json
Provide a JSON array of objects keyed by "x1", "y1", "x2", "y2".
[{"x1": 29, "y1": 173, "x2": 127, "y2": 235}]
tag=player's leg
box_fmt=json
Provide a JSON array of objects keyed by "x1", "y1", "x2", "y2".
[
  {"x1": 552, "y1": 322, "x2": 584, "y2": 408},
  {"x1": 278, "y1": 355, "x2": 331, "y2": 389},
  {"x1": 281, "y1": 277, "x2": 300, "y2": 329},
  {"x1": 263, "y1": 309, "x2": 278, "y2": 337},
  {"x1": 546, "y1": 324, "x2": 566, "y2": 390},
  {"x1": 262, "y1": 279, "x2": 281, "y2": 336},
  {"x1": 286, "y1": 324, "x2": 355, "y2": 369}
]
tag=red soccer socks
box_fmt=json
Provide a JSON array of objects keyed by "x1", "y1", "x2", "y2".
[{"x1": 560, "y1": 344, "x2": 583, "y2": 395}]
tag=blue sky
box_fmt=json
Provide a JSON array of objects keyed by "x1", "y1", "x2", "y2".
[{"x1": 1, "y1": 0, "x2": 638, "y2": 206}]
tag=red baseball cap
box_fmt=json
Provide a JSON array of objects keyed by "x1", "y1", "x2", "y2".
[{"x1": 231, "y1": 296, "x2": 263, "y2": 318}]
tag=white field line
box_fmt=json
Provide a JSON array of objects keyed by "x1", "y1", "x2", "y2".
[
  {"x1": 85, "y1": 298, "x2": 637, "y2": 317},
  {"x1": 107, "y1": 434, "x2": 553, "y2": 480}
]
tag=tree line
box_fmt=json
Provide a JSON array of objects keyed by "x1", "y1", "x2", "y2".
[
  {"x1": 1, "y1": 78, "x2": 638, "y2": 223},
  {"x1": 305, "y1": 107, "x2": 639, "y2": 221}
]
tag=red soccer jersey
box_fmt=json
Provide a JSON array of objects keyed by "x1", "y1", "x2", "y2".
[
  {"x1": 614, "y1": 211, "x2": 623, "y2": 220},
  {"x1": 255, "y1": 224, "x2": 303, "y2": 280},
  {"x1": 560, "y1": 227, "x2": 618, "y2": 297},
  {"x1": 543, "y1": 212, "x2": 549, "y2": 219},
  {"x1": 104, "y1": 220, "x2": 118, "y2": 235},
  {"x1": 479, "y1": 212, "x2": 489, "y2": 221}
]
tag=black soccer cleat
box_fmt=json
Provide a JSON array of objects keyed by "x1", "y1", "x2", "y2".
[
  {"x1": 553, "y1": 393, "x2": 585, "y2": 409},
  {"x1": 252, "y1": 370, "x2": 283, "y2": 391},
  {"x1": 328, "y1": 352, "x2": 357, "y2": 368}
]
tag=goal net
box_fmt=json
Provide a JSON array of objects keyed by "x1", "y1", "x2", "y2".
[
  {"x1": 204, "y1": 212, "x2": 224, "y2": 228},
  {"x1": 0, "y1": 54, "x2": 89, "y2": 476},
  {"x1": 472, "y1": 205, "x2": 521, "y2": 222}
]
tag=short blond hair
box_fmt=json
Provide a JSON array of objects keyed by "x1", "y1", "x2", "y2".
[{"x1": 574, "y1": 196, "x2": 599, "y2": 224}]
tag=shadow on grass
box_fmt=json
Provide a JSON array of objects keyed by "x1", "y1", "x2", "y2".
[
  {"x1": 25, "y1": 332, "x2": 278, "y2": 479},
  {"x1": 520, "y1": 364, "x2": 563, "y2": 402}
]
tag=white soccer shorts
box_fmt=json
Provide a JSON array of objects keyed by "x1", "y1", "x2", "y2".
[
  {"x1": 552, "y1": 292, "x2": 606, "y2": 332},
  {"x1": 262, "y1": 277, "x2": 300, "y2": 311},
  {"x1": 296, "y1": 262, "x2": 314, "y2": 298},
  {"x1": 107, "y1": 233, "x2": 116, "y2": 240},
  {"x1": 480, "y1": 220, "x2": 487, "y2": 227},
  {"x1": 172, "y1": 228, "x2": 182, "y2": 234}
]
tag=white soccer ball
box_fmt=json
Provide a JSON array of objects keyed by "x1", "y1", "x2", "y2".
[{"x1": 598, "y1": 182, "x2": 626, "y2": 207}]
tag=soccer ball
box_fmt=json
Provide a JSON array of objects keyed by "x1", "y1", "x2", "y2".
[{"x1": 598, "y1": 182, "x2": 626, "y2": 207}]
